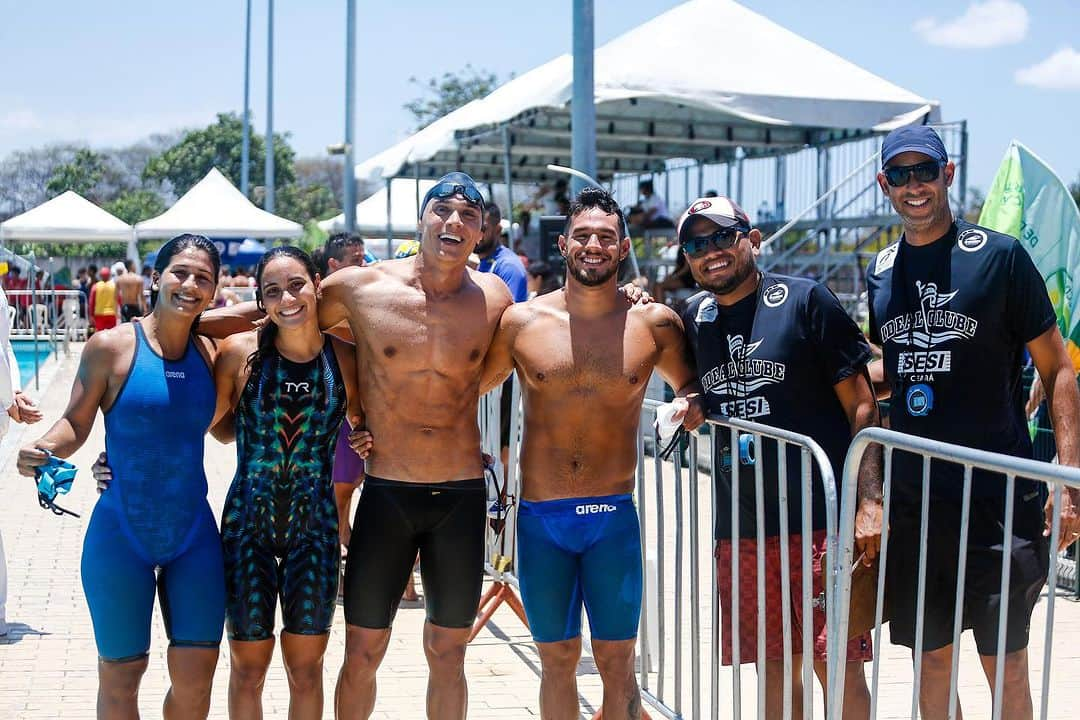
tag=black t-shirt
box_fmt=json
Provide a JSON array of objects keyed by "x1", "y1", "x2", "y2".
[
  {"x1": 866, "y1": 220, "x2": 1056, "y2": 528},
  {"x1": 682, "y1": 272, "x2": 872, "y2": 539}
]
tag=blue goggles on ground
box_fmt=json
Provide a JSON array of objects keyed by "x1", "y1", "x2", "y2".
[
  {"x1": 679, "y1": 226, "x2": 749, "y2": 258},
  {"x1": 34, "y1": 449, "x2": 79, "y2": 518},
  {"x1": 421, "y1": 182, "x2": 485, "y2": 214}
]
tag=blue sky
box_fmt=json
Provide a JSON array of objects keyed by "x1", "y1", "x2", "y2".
[{"x1": 1, "y1": 0, "x2": 1078, "y2": 194}]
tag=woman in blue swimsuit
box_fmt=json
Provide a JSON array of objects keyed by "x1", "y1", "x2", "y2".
[
  {"x1": 18, "y1": 234, "x2": 225, "y2": 719},
  {"x1": 209, "y1": 246, "x2": 363, "y2": 719}
]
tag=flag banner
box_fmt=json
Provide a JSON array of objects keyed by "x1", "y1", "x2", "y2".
[{"x1": 980, "y1": 141, "x2": 1080, "y2": 366}]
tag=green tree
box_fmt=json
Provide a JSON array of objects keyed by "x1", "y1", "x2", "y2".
[
  {"x1": 276, "y1": 183, "x2": 338, "y2": 225},
  {"x1": 104, "y1": 189, "x2": 167, "y2": 225},
  {"x1": 143, "y1": 112, "x2": 295, "y2": 198},
  {"x1": 404, "y1": 65, "x2": 501, "y2": 130},
  {"x1": 45, "y1": 148, "x2": 107, "y2": 201}
]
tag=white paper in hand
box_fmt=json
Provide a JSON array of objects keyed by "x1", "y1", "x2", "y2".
[{"x1": 654, "y1": 400, "x2": 683, "y2": 448}]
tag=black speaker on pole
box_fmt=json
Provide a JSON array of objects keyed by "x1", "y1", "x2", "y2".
[{"x1": 538, "y1": 215, "x2": 566, "y2": 268}]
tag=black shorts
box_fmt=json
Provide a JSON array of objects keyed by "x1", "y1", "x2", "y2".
[
  {"x1": 885, "y1": 494, "x2": 1049, "y2": 656},
  {"x1": 343, "y1": 475, "x2": 486, "y2": 629},
  {"x1": 120, "y1": 304, "x2": 141, "y2": 322}
]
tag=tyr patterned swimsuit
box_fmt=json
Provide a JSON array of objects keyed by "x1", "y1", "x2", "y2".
[{"x1": 222, "y1": 337, "x2": 346, "y2": 640}]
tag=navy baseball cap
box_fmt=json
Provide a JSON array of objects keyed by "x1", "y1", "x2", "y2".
[
  {"x1": 419, "y1": 172, "x2": 485, "y2": 218},
  {"x1": 881, "y1": 126, "x2": 948, "y2": 167}
]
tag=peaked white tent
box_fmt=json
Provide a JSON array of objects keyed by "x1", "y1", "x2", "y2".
[
  {"x1": 356, "y1": 0, "x2": 939, "y2": 184},
  {"x1": 0, "y1": 190, "x2": 138, "y2": 262},
  {"x1": 318, "y1": 178, "x2": 437, "y2": 236},
  {"x1": 135, "y1": 168, "x2": 303, "y2": 239}
]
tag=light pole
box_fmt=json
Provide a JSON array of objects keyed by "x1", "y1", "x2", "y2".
[
  {"x1": 570, "y1": 0, "x2": 596, "y2": 196},
  {"x1": 241, "y1": 0, "x2": 252, "y2": 196},
  {"x1": 343, "y1": 0, "x2": 357, "y2": 233},
  {"x1": 264, "y1": 0, "x2": 275, "y2": 212}
]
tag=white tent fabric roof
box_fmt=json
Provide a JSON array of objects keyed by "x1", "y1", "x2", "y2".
[
  {"x1": 356, "y1": 0, "x2": 939, "y2": 184},
  {"x1": 0, "y1": 190, "x2": 133, "y2": 243},
  {"x1": 318, "y1": 179, "x2": 436, "y2": 236},
  {"x1": 135, "y1": 168, "x2": 303, "y2": 239}
]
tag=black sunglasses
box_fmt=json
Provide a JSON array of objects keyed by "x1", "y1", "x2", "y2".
[
  {"x1": 883, "y1": 160, "x2": 944, "y2": 188},
  {"x1": 680, "y1": 227, "x2": 747, "y2": 258},
  {"x1": 427, "y1": 182, "x2": 485, "y2": 208}
]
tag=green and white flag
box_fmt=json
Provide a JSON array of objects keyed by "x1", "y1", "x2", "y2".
[{"x1": 979, "y1": 141, "x2": 1080, "y2": 366}]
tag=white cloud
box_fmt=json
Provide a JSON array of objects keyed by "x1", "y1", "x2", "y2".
[
  {"x1": 1015, "y1": 47, "x2": 1080, "y2": 90},
  {"x1": 913, "y1": 0, "x2": 1028, "y2": 49},
  {"x1": 0, "y1": 108, "x2": 40, "y2": 132}
]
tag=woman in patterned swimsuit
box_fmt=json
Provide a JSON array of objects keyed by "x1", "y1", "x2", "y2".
[{"x1": 210, "y1": 246, "x2": 365, "y2": 719}]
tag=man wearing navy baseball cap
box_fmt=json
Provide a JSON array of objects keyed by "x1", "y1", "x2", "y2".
[
  {"x1": 867, "y1": 126, "x2": 1080, "y2": 719},
  {"x1": 675, "y1": 194, "x2": 881, "y2": 717}
]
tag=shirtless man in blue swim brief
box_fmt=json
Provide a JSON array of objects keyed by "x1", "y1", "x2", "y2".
[{"x1": 482, "y1": 187, "x2": 704, "y2": 719}]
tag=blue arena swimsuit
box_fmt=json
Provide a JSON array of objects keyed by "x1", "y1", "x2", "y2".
[
  {"x1": 84, "y1": 322, "x2": 224, "y2": 661},
  {"x1": 221, "y1": 338, "x2": 346, "y2": 641},
  {"x1": 517, "y1": 493, "x2": 642, "y2": 643}
]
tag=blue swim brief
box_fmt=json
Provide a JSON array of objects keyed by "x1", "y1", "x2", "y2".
[{"x1": 517, "y1": 493, "x2": 642, "y2": 643}]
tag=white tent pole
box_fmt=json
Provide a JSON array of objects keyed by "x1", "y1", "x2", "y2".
[
  {"x1": 127, "y1": 228, "x2": 139, "y2": 271},
  {"x1": 385, "y1": 178, "x2": 393, "y2": 259},
  {"x1": 415, "y1": 165, "x2": 421, "y2": 218},
  {"x1": 502, "y1": 126, "x2": 515, "y2": 230}
]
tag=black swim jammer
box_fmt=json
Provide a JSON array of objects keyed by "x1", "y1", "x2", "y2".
[{"x1": 343, "y1": 476, "x2": 486, "y2": 629}]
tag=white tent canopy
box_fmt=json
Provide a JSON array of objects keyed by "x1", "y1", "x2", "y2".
[
  {"x1": 0, "y1": 190, "x2": 138, "y2": 263},
  {"x1": 0, "y1": 190, "x2": 133, "y2": 243},
  {"x1": 135, "y1": 168, "x2": 303, "y2": 239},
  {"x1": 319, "y1": 179, "x2": 436, "y2": 237},
  {"x1": 356, "y1": 0, "x2": 939, "y2": 184}
]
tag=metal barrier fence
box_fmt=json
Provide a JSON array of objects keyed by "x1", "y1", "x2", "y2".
[
  {"x1": 636, "y1": 399, "x2": 842, "y2": 720},
  {"x1": 832, "y1": 427, "x2": 1080, "y2": 720},
  {"x1": 4, "y1": 288, "x2": 82, "y2": 390}
]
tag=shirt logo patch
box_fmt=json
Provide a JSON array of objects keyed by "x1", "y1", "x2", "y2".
[
  {"x1": 164, "y1": 370, "x2": 186, "y2": 379},
  {"x1": 699, "y1": 334, "x2": 785, "y2": 420},
  {"x1": 880, "y1": 282, "x2": 978, "y2": 381},
  {"x1": 762, "y1": 282, "x2": 788, "y2": 308},
  {"x1": 958, "y1": 229, "x2": 987, "y2": 253},
  {"x1": 874, "y1": 243, "x2": 899, "y2": 275},
  {"x1": 284, "y1": 381, "x2": 311, "y2": 394},
  {"x1": 905, "y1": 383, "x2": 934, "y2": 416}
]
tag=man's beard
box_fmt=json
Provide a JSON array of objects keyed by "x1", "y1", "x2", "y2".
[
  {"x1": 567, "y1": 258, "x2": 619, "y2": 287},
  {"x1": 696, "y1": 253, "x2": 756, "y2": 295},
  {"x1": 476, "y1": 235, "x2": 497, "y2": 256}
]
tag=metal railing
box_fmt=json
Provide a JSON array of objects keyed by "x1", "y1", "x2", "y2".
[
  {"x1": 832, "y1": 427, "x2": 1080, "y2": 720},
  {"x1": 4, "y1": 288, "x2": 82, "y2": 390},
  {"x1": 636, "y1": 400, "x2": 842, "y2": 720}
]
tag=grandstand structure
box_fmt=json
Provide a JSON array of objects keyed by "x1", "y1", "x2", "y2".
[{"x1": 607, "y1": 120, "x2": 969, "y2": 316}]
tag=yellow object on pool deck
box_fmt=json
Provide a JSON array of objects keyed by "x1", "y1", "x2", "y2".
[
  {"x1": 0, "y1": 262, "x2": 8, "y2": 275},
  {"x1": 395, "y1": 240, "x2": 421, "y2": 258}
]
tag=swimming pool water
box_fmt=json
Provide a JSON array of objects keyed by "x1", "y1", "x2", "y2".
[{"x1": 12, "y1": 340, "x2": 54, "y2": 387}]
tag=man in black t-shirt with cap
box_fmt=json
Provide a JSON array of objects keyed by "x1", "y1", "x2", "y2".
[
  {"x1": 678, "y1": 195, "x2": 883, "y2": 718},
  {"x1": 867, "y1": 125, "x2": 1080, "y2": 719}
]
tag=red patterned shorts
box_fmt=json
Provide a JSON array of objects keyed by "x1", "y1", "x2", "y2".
[{"x1": 716, "y1": 530, "x2": 873, "y2": 665}]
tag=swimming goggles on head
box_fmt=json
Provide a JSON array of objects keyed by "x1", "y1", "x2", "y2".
[
  {"x1": 424, "y1": 181, "x2": 485, "y2": 210},
  {"x1": 34, "y1": 449, "x2": 80, "y2": 518}
]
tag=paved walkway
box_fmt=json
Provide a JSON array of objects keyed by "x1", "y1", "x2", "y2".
[
  {"x1": 0, "y1": 346, "x2": 590, "y2": 718},
  {"x1": 2, "y1": 345, "x2": 1079, "y2": 718}
]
